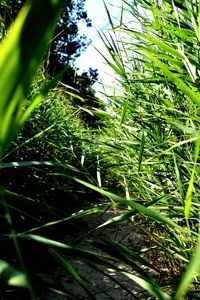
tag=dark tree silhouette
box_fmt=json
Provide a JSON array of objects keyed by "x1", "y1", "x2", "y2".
[{"x1": 0, "y1": 0, "x2": 102, "y2": 127}]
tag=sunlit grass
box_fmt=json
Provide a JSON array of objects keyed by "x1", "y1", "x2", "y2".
[
  {"x1": 1, "y1": 0, "x2": 200, "y2": 299},
  {"x1": 96, "y1": 0, "x2": 200, "y2": 298}
]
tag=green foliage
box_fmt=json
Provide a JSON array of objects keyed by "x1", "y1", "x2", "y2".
[
  {"x1": 2, "y1": 0, "x2": 200, "y2": 299},
  {"x1": 0, "y1": 0, "x2": 101, "y2": 128},
  {"x1": 1, "y1": 84, "x2": 101, "y2": 218},
  {"x1": 0, "y1": 0, "x2": 91, "y2": 63},
  {"x1": 95, "y1": 0, "x2": 200, "y2": 298},
  {"x1": 0, "y1": 259, "x2": 28, "y2": 287},
  {"x1": 8, "y1": 87, "x2": 94, "y2": 162},
  {"x1": 0, "y1": 2, "x2": 108, "y2": 299},
  {"x1": 0, "y1": 0, "x2": 64, "y2": 158}
]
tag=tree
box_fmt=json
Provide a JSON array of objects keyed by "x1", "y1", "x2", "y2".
[
  {"x1": 0, "y1": 0, "x2": 91, "y2": 62},
  {"x1": 0, "y1": 0, "x2": 102, "y2": 127},
  {"x1": 48, "y1": 0, "x2": 91, "y2": 68},
  {"x1": 45, "y1": 0, "x2": 102, "y2": 127}
]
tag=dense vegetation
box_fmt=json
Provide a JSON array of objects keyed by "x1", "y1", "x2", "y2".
[
  {"x1": 1, "y1": 0, "x2": 200, "y2": 299},
  {"x1": 0, "y1": 0, "x2": 101, "y2": 127}
]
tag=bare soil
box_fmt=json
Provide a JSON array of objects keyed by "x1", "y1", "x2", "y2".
[{"x1": 39, "y1": 210, "x2": 153, "y2": 299}]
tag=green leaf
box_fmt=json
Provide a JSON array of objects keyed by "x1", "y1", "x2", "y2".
[
  {"x1": 49, "y1": 249, "x2": 95, "y2": 299},
  {"x1": 0, "y1": 260, "x2": 28, "y2": 287},
  {"x1": 0, "y1": 0, "x2": 64, "y2": 157},
  {"x1": 0, "y1": 160, "x2": 80, "y2": 173},
  {"x1": 64, "y1": 176, "x2": 185, "y2": 233},
  {"x1": 170, "y1": 121, "x2": 197, "y2": 135},
  {"x1": 184, "y1": 133, "x2": 200, "y2": 221},
  {"x1": 122, "y1": 272, "x2": 171, "y2": 300},
  {"x1": 143, "y1": 50, "x2": 200, "y2": 107},
  {"x1": 173, "y1": 155, "x2": 185, "y2": 206},
  {"x1": 138, "y1": 131, "x2": 145, "y2": 171},
  {"x1": 172, "y1": 229, "x2": 200, "y2": 300}
]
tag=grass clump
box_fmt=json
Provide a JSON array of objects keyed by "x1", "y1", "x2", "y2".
[{"x1": 94, "y1": 0, "x2": 200, "y2": 298}]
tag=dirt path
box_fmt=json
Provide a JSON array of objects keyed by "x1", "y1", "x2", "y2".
[{"x1": 41, "y1": 210, "x2": 151, "y2": 299}]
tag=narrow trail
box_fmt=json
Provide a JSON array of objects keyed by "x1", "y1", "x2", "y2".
[{"x1": 39, "y1": 210, "x2": 152, "y2": 299}]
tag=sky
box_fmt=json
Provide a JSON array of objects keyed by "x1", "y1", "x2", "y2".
[{"x1": 75, "y1": 0, "x2": 124, "y2": 96}]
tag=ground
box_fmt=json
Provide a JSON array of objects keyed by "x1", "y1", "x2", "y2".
[{"x1": 38, "y1": 210, "x2": 153, "y2": 299}]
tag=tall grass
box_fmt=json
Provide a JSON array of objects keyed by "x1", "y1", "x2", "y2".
[
  {"x1": 0, "y1": 1, "x2": 150, "y2": 299},
  {"x1": 0, "y1": 1, "x2": 69, "y2": 297},
  {"x1": 93, "y1": 0, "x2": 200, "y2": 298},
  {"x1": 1, "y1": 0, "x2": 200, "y2": 299}
]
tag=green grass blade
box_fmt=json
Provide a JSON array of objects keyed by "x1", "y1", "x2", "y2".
[
  {"x1": 90, "y1": 239, "x2": 170, "y2": 300},
  {"x1": 1, "y1": 125, "x2": 54, "y2": 160},
  {"x1": 18, "y1": 234, "x2": 134, "y2": 273},
  {"x1": 0, "y1": 259, "x2": 28, "y2": 287},
  {"x1": 64, "y1": 176, "x2": 185, "y2": 233},
  {"x1": 138, "y1": 131, "x2": 145, "y2": 172},
  {"x1": 20, "y1": 204, "x2": 112, "y2": 235},
  {"x1": 173, "y1": 154, "x2": 185, "y2": 206},
  {"x1": 143, "y1": 31, "x2": 184, "y2": 60},
  {"x1": 143, "y1": 50, "x2": 200, "y2": 107},
  {"x1": 184, "y1": 133, "x2": 200, "y2": 221},
  {"x1": 0, "y1": 0, "x2": 64, "y2": 157},
  {"x1": 0, "y1": 161, "x2": 80, "y2": 173},
  {"x1": 172, "y1": 228, "x2": 200, "y2": 300},
  {"x1": 91, "y1": 238, "x2": 160, "y2": 274},
  {"x1": 49, "y1": 249, "x2": 95, "y2": 299},
  {"x1": 122, "y1": 271, "x2": 171, "y2": 300}
]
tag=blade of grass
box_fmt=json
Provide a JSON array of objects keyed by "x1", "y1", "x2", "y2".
[
  {"x1": 173, "y1": 154, "x2": 185, "y2": 206},
  {"x1": 0, "y1": 260, "x2": 28, "y2": 287},
  {"x1": 63, "y1": 176, "x2": 185, "y2": 233},
  {"x1": 172, "y1": 225, "x2": 200, "y2": 300},
  {"x1": 184, "y1": 133, "x2": 200, "y2": 223},
  {"x1": 0, "y1": 0, "x2": 64, "y2": 157},
  {"x1": 138, "y1": 131, "x2": 145, "y2": 172},
  {"x1": 49, "y1": 248, "x2": 95, "y2": 299},
  {"x1": 122, "y1": 271, "x2": 171, "y2": 300},
  {"x1": 0, "y1": 161, "x2": 80, "y2": 173},
  {"x1": 143, "y1": 50, "x2": 200, "y2": 107}
]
